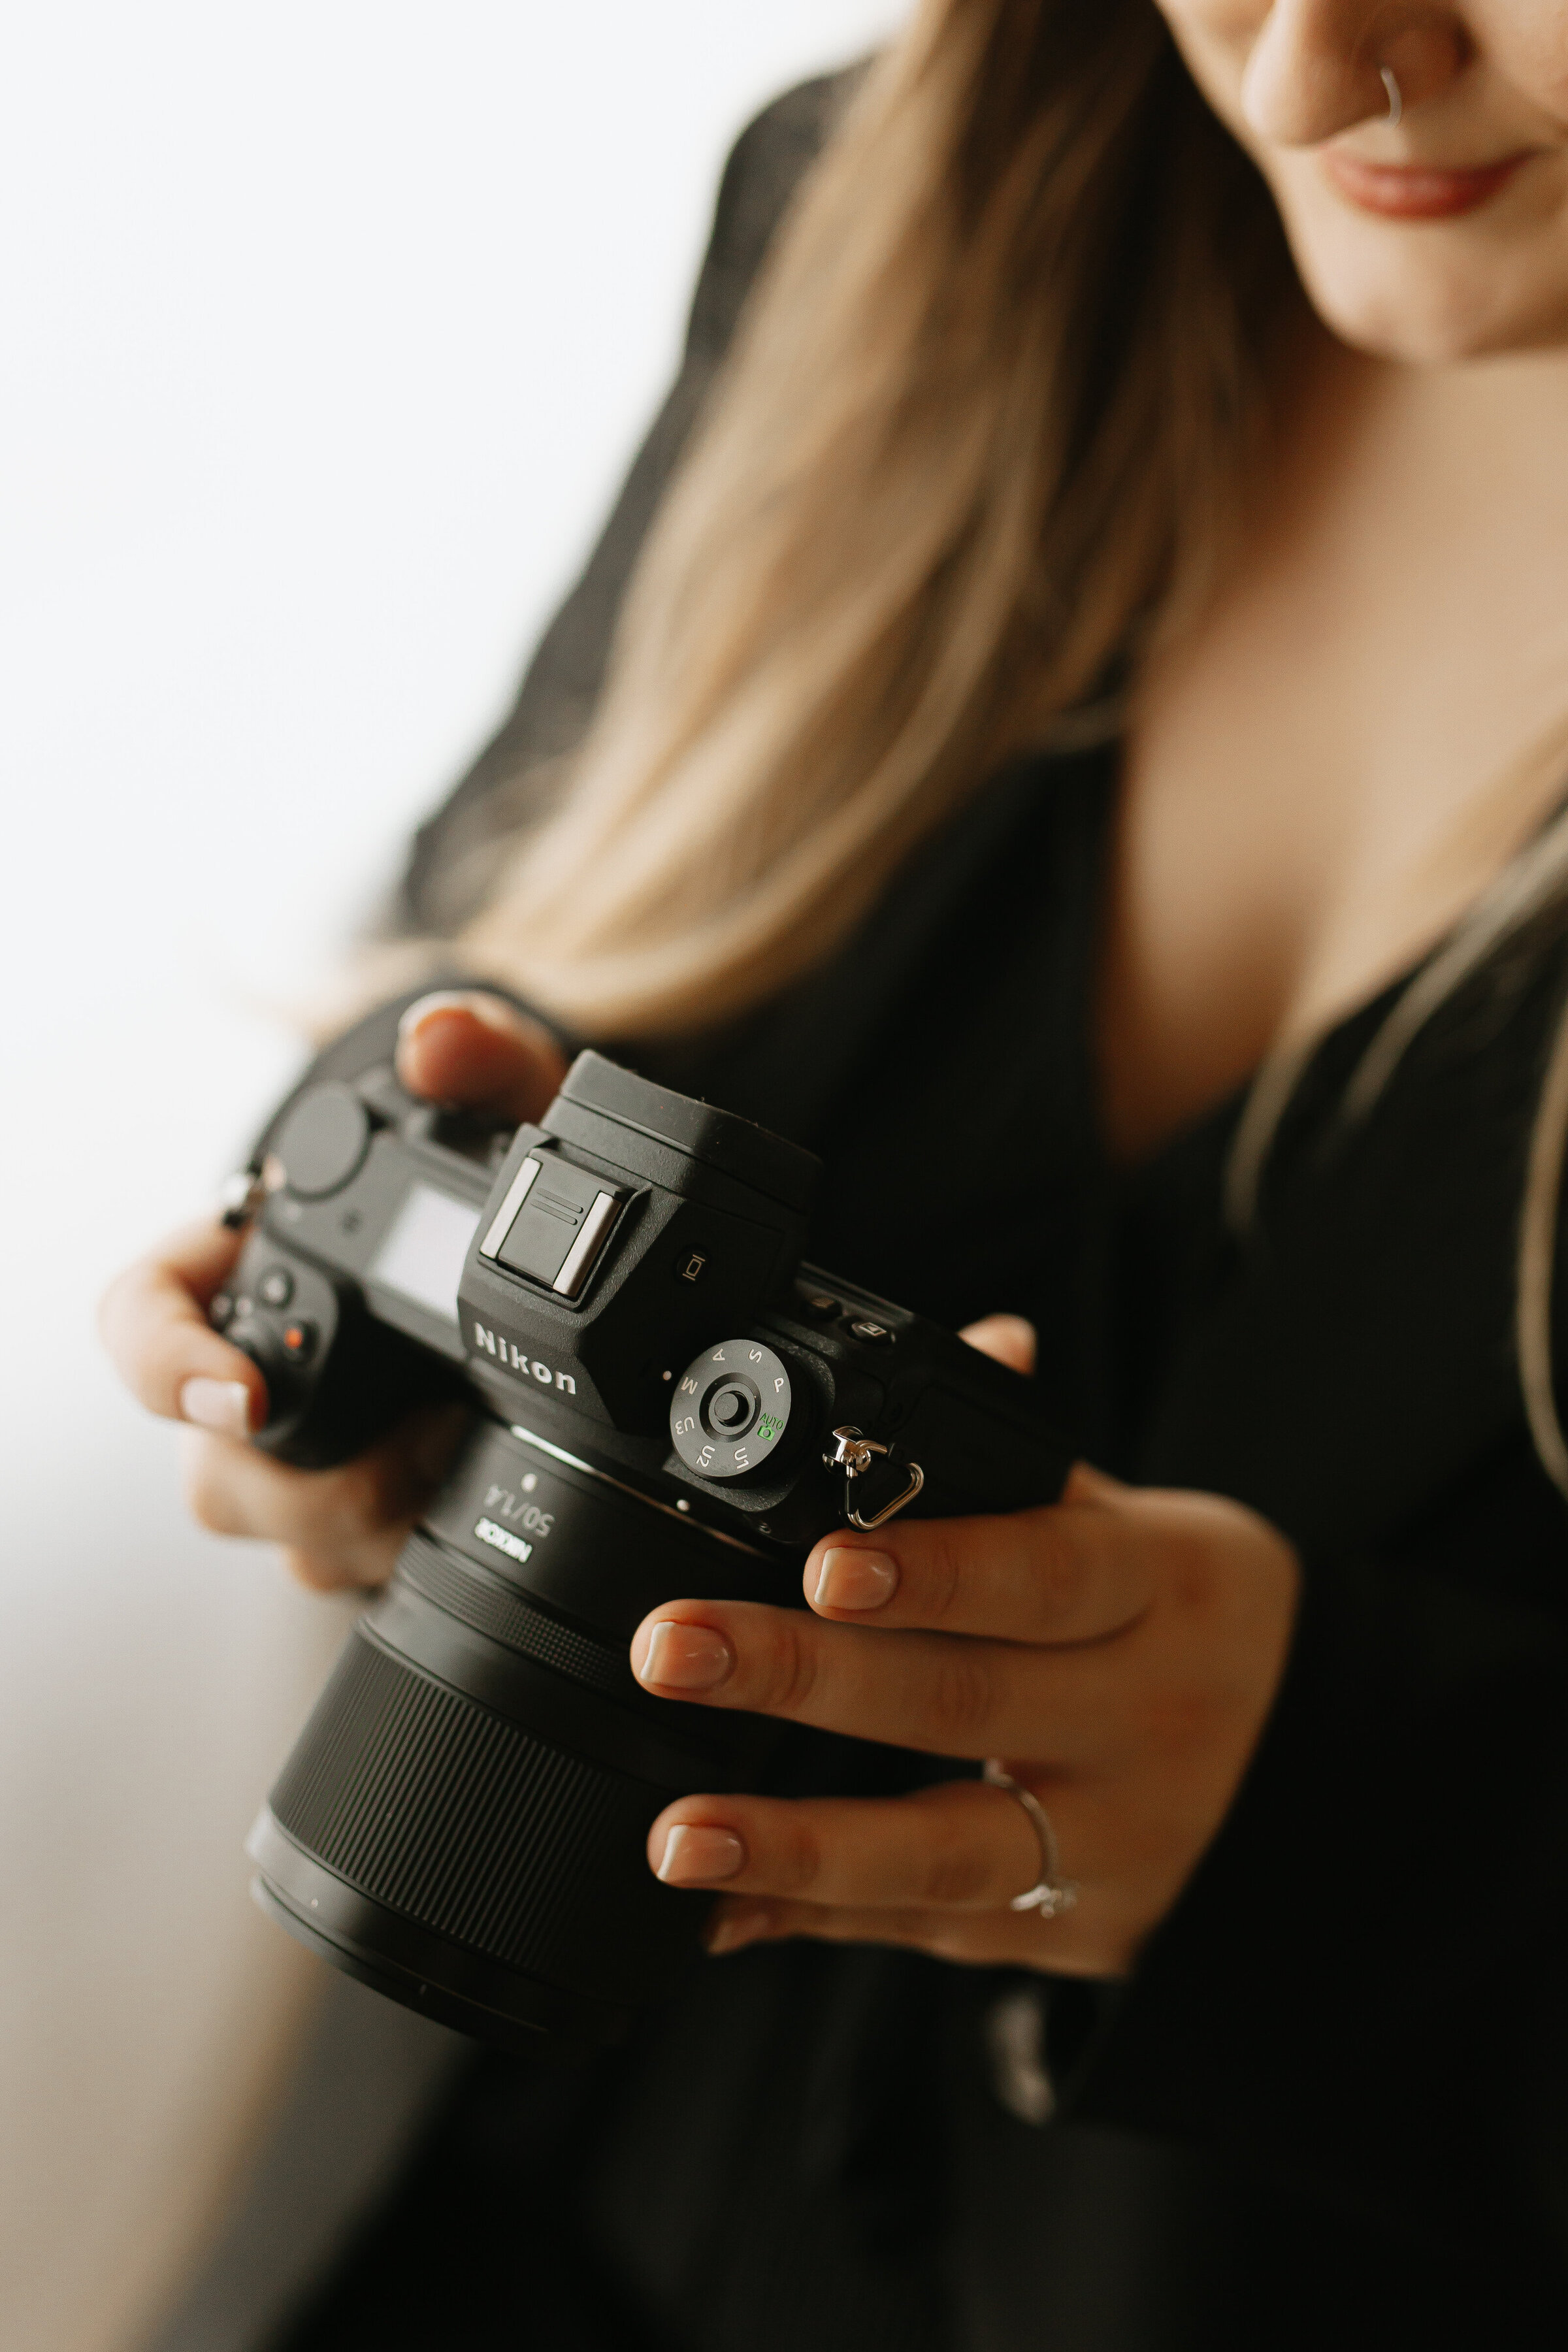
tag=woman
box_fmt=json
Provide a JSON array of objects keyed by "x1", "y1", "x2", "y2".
[{"x1": 102, "y1": 3, "x2": 1568, "y2": 2345}]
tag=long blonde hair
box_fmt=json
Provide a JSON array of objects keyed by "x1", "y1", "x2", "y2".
[
  {"x1": 447, "y1": 0, "x2": 1568, "y2": 1490},
  {"x1": 459, "y1": 0, "x2": 1292, "y2": 1035}
]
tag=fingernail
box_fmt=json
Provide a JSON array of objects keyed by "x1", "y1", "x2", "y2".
[
  {"x1": 813, "y1": 1546, "x2": 898, "y2": 1611},
  {"x1": 397, "y1": 989, "x2": 526, "y2": 1041},
  {"x1": 179, "y1": 1377, "x2": 253, "y2": 1439},
  {"x1": 396, "y1": 990, "x2": 468, "y2": 1038},
  {"x1": 637, "y1": 1621, "x2": 734, "y2": 1691},
  {"x1": 705, "y1": 1906, "x2": 768, "y2": 1956},
  {"x1": 656, "y1": 1825, "x2": 746, "y2": 1886}
]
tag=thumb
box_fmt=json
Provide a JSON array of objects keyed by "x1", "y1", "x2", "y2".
[{"x1": 395, "y1": 991, "x2": 568, "y2": 1124}]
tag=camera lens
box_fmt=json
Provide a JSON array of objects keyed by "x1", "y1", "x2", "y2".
[{"x1": 248, "y1": 1416, "x2": 785, "y2": 2049}]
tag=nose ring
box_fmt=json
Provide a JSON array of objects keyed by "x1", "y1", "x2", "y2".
[{"x1": 1379, "y1": 64, "x2": 1403, "y2": 127}]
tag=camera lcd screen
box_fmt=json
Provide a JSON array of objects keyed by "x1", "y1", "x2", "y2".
[{"x1": 370, "y1": 1183, "x2": 482, "y2": 1324}]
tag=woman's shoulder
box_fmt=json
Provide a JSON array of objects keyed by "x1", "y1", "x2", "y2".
[{"x1": 686, "y1": 67, "x2": 868, "y2": 366}]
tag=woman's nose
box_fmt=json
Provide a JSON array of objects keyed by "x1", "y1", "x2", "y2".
[{"x1": 1240, "y1": 1, "x2": 1469, "y2": 145}]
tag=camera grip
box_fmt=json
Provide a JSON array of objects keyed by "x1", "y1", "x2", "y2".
[{"x1": 213, "y1": 1230, "x2": 465, "y2": 1469}]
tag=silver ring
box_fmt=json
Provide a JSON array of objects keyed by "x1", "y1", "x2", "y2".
[
  {"x1": 983, "y1": 1760, "x2": 1079, "y2": 1919},
  {"x1": 1379, "y1": 64, "x2": 1403, "y2": 127}
]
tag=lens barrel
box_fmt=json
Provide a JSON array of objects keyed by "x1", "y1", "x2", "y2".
[{"x1": 250, "y1": 1419, "x2": 778, "y2": 2047}]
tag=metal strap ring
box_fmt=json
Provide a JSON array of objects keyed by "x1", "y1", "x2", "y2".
[
  {"x1": 825, "y1": 1425, "x2": 926, "y2": 1531},
  {"x1": 983, "y1": 1760, "x2": 1079, "y2": 1918},
  {"x1": 848, "y1": 1460, "x2": 924, "y2": 1529}
]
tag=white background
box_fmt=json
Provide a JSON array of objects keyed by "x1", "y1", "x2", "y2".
[{"x1": 0, "y1": 7, "x2": 902, "y2": 2347}]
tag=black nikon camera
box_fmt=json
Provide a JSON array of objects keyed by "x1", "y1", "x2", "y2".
[{"x1": 222, "y1": 1015, "x2": 1071, "y2": 2050}]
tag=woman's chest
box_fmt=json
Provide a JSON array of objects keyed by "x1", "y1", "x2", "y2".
[
  {"x1": 1099, "y1": 357, "x2": 1568, "y2": 1168},
  {"x1": 723, "y1": 789, "x2": 1564, "y2": 1580}
]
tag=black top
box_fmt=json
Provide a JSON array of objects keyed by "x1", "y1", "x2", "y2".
[{"x1": 278, "y1": 78, "x2": 1568, "y2": 2352}]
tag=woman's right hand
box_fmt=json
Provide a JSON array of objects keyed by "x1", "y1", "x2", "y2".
[{"x1": 99, "y1": 992, "x2": 568, "y2": 1591}]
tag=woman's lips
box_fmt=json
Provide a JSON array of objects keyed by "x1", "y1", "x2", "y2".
[{"x1": 1321, "y1": 149, "x2": 1531, "y2": 220}]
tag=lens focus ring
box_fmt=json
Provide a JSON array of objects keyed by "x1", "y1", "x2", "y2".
[{"x1": 670, "y1": 1340, "x2": 792, "y2": 1480}]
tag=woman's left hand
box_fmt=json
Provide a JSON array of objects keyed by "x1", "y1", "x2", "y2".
[{"x1": 636, "y1": 1318, "x2": 1299, "y2": 1980}]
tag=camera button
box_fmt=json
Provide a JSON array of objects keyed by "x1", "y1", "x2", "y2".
[
  {"x1": 796, "y1": 1289, "x2": 840, "y2": 1320},
  {"x1": 708, "y1": 1384, "x2": 755, "y2": 1433},
  {"x1": 280, "y1": 1319, "x2": 318, "y2": 1364},
  {"x1": 850, "y1": 1320, "x2": 894, "y2": 1345},
  {"x1": 275, "y1": 1085, "x2": 372, "y2": 1200},
  {"x1": 257, "y1": 1266, "x2": 295, "y2": 1309}
]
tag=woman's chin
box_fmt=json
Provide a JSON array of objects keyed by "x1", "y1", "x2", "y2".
[{"x1": 1288, "y1": 240, "x2": 1568, "y2": 367}]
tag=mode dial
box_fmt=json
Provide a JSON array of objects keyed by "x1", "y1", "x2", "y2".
[
  {"x1": 669, "y1": 1339, "x2": 793, "y2": 1481},
  {"x1": 273, "y1": 1084, "x2": 372, "y2": 1199}
]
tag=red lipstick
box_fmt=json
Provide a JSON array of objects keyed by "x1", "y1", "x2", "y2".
[{"x1": 1321, "y1": 150, "x2": 1531, "y2": 220}]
